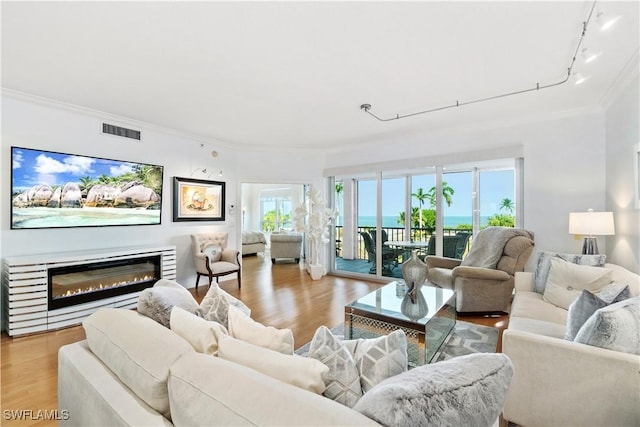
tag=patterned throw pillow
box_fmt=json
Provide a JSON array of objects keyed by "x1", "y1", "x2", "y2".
[
  {"x1": 533, "y1": 252, "x2": 607, "y2": 293},
  {"x1": 353, "y1": 353, "x2": 514, "y2": 427},
  {"x1": 200, "y1": 285, "x2": 230, "y2": 328},
  {"x1": 565, "y1": 284, "x2": 631, "y2": 341},
  {"x1": 308, "y1": 326, "x2": 408, "y2": 408},
  {"x1": 541, "y1": 258, "x2": 612, "y2": 309},
  {"x1": 574, "y1": 296, "x2": 640, "y2": 355},
  {"x1": 308, "y1": 326, "x2": 363, "y2": 408}
]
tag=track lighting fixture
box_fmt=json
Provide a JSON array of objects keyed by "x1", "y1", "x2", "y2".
[
  {"x1": 596, "y1": 7, "x2": 621, "y2": 31},
  {"x1": 360, "y1": 0, "x2": 616, "y2": 122},
  {"x1": 581, "y1": 47, "x2": 600, "y2": 63}
]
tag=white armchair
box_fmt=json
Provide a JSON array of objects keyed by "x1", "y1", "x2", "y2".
[
  {"x1": 191, "y1": 233, "x2": 241, "y2": 289},
  {"x1": 270, "y1": 232, "x2": 303, "y2": 264}
]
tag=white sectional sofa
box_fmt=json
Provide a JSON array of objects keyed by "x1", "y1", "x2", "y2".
[
  {"x1": 502, "y1": 263, "x2": 640, "y2": 427},
  {"x1": 58, "y1": 303, "x2": 514, "y2": 427}
]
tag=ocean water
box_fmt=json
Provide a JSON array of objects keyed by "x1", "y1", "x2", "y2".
[{"x1": 357, "y1": 215, "x2": 488, "y2": 228}]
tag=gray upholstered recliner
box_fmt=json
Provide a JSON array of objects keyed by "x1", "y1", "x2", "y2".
[
  {"x1": 270, "y1": 232, "x2": 303, "y2": 264},
  {"x1": 191, "y1": 232, "x2": 241, "y2": 289},
  {"x1": 426, "y1": 227, "x2": 534, "y2": 313}
]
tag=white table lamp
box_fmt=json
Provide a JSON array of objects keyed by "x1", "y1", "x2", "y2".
[{"x1": 568, "y1": 209, "x2": 615, "y2": 254}]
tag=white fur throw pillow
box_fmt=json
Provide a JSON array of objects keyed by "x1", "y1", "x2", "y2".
[
  {"x1": 170, "y1": 306, "x2": 229, "y2": 355},
  {"x1": 137, "y1": 280, "x2": 203, "y2": 327},
  {"x1": 353, "y1": 353, "x2": 514, "y2": 427}
]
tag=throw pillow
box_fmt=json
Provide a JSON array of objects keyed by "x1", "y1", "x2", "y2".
[
  {"x1": 308, "y1": 325, "x2": 363, "y2": 408},
  {"x1": 170, "y1": 306, "x2": 229, "y2": 355},
  {"x1": 227, "y1": 305, "x2": 294, "y2": 354},
  {"x1": 137, "y1": 281, "x2": 204, "y2": 327},
  {"x1": 542, "y1": 257, "x2": 612, "y2": 310},
  {"x1": 199, "y1": 284, "x2": 251, "y2": 329},
  {"x1": 352, "y1": 353, "x2": 514, "y2": 427},
  {"x1": 574, "y1": 296, "x2": 640, "y2": 355},
  {"x1": 200, "y1": 285, "x2": 230, "y2": 328},
  {"x1": 533, "y1": 252, "x2": 607, "y2": 293},
  {"x1": 351, "y1": 331, "x2": 408, "y2": 393},
  {"x1": 308, "y1": 326, "x2": 408, "y2": 408},
  {"x1": 217, "y1": 336, "x2": 329, "y2": 394},
  {"x1": 202, "y1": 243, "x2": 223, "y2": 262},
  {"x1": 565, "y1": 284, "x2": 631, "y2": 341}
]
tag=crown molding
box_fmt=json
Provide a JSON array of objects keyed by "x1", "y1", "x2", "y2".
[
  {"x1": 0, "y1": 88, "x2": 236, "y2": 150},
  {"x1": 600, "y1": 49, "x2": 640, "y2": 109}
]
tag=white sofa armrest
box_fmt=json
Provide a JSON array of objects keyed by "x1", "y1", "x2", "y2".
[
  {"x1": 502, "y1": 329, "x2": 640, "y2": 427},
  {"x1": 514, "y1": 271, "x2": 534, "y2": 293}
]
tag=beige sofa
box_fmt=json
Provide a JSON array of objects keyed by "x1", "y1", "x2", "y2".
[
  {"x1": 59, "y1": 306, "x2": 513, "y2": 427},
  {"x1": 270, "y1": 232, "x2": 303, "y2": 264},
  {"x1": 502, "y1": 263, "x2": 640, "y2": 427}
]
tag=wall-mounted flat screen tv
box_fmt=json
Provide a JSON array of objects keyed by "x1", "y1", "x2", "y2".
[{"x1": 11, "y1": 146, "x2": 164, "y2": 229}]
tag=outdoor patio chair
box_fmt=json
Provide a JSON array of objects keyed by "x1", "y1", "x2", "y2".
[{"x1": 360, "y1": 231, "x2": 399, "y2": 275}]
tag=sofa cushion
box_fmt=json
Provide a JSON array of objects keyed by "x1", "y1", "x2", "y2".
[
  {"x1": 507, "y1": 316, "x2": 567, "y2": 339},
  {"x1": 607, "y1": 263, "x2": 640, "y2": 297},
  {"x1": 218, "y1": 336, "x2": 329, "y2": 394},
  {"x1": 227, "y1": 305, "x2": 294, "y2": 354},
  {"x1": 533, "y1": 252, "x2": 607, "y2": 293},
  {"x1": 353, "y1": 353, "x2": 513, "y2": 427},
  {"x1": 308, "y1": 326, "x2": 408, "y2": 407},
  {"x1": 574, "y1": 296, "x2": 640, "y2": 355},
  {"x1": 83, "y1": 308, "x2": 195, "y2": 419},
  {"x1": 542, "y1": 258, "x2": 612, "y2": 310},
  {"x1": 170, "y1": 306, "x2": 229, "y2": 355},
  {"x1": 510, "y1": 291, "x2": 568, "y2": 326},
  {"x1": 168, "y1": 353, "x2": 380, "y2": 426},
  {"x1": 137, "y1": 279, "x2": 203, "y2": 327},
  {"x1": 565, "y1": 284, "x2": 631, "y2": 341}
]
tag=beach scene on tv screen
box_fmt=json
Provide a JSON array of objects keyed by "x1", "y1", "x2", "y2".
[{"x1": 11, "y1": 147, "x2": 163, "y2": 229}]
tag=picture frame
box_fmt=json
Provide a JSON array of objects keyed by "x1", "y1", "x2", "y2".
[{"x1": 173, "y1": 177, "x2": 225, "y2": 221}]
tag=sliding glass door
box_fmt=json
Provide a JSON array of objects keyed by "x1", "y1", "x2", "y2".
[{"x1": 331, "y1": 158, "x2": 520, "y2": 279}]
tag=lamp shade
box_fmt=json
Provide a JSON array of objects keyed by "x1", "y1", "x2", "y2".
[{"x1": 569, "y1": 211, "x2": 615, "y2": 236}]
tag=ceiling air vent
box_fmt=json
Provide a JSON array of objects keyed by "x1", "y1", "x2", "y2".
[{"x1": 102, "y1": 123, "x2": 141, "y2": 141}]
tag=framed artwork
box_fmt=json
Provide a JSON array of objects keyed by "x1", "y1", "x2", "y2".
[{"x1": 173, "y1": 177, "x2": 225, "y2": 221}]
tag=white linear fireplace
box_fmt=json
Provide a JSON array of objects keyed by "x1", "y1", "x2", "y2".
[{"x1": 2, "y1": 245, "x2": 176, "y2": 337}]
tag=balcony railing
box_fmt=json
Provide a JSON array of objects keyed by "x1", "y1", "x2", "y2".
[{"x1": 335, "y1": 226, "x2": 472, "y2": 261}]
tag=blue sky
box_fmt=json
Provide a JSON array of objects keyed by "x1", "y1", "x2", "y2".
[
  {"x1": 357, "y1": 170, "x2": 514, "y2": 217},
  {"x1": 12, "y1": 147, "x2": 140, "y2": 192}
]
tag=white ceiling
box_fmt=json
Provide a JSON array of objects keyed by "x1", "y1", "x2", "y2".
[{"x1": 2, "y1": 1, "x2": 638, "y2": 151}]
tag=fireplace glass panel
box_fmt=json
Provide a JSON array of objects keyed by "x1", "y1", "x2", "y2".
[{"x1": 48, "y1": 255, "x2": 161, "y2": 310}]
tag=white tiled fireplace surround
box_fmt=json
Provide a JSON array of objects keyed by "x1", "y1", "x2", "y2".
[{"x1": 2, "y1": 245, "x2": 176, "y2": 337}]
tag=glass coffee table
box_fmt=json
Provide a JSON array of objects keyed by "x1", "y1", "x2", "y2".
[{"x1": 344, "y1": 282, "x2": 456, "y2": 367}]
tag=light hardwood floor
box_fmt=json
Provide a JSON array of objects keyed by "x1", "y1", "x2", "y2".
[{"x1": 1, "y1": 254, "x2": 509, "y2": 426}]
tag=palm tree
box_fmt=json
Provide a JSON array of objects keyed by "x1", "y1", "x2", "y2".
[
  {"x1": 426, "y1": 182, "x2": 455, "y2": 208},
  {"x1": 411, "y1": 187, "x2": 428, "y2": 229},
  {"x1": 499, "y1": 198, "x2": 514, "y2": 214}
]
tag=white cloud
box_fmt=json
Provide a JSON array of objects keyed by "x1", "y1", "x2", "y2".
[
  {"x1": 13, "y1": 151, "x2": 23, "y2": 169},
  {"x1": 34, "y1": 154, "x2": 94, "y2": 175},
  {"x1": 110, "y1": 164, "x2": 134, "y2": 175}
]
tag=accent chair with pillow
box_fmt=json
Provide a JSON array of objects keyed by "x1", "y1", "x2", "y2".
[
  {"x1": 426, "y1": 226, "x2": 535, "y2": 313},
  {"x1": 502, "y1": 252, "x2": 640, "y2": 427},
  {"x1": 191, "y1": 232, "x2": 241, "y2": 289}
]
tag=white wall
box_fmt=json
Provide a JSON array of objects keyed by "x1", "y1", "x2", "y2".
[
  {"x1": 605, "y1": 67, "x2": 640, "y2": 273},
  {"x1": 324, "y1": 111, "x2": 608, "y2": 263},
  {"x1": 1, "y1": 95, "x2": 241, "y2": 288}
]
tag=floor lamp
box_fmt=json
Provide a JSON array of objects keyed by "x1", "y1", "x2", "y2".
[{"x1": 568, "y1": 209, "x2": 615, "y2": 255}]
